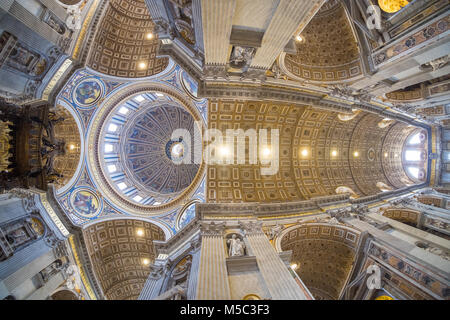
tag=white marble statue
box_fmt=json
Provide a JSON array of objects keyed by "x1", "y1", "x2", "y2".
[{"x1": 227, "y1": 234, "x2": 245, "y2": 257}]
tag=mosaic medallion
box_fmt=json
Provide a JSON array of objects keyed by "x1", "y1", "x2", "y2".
[
  {"x1": 70, "y1": 188, "x2": 102, "y2": 218},
  {"x1": 177, "y1": 202, "x2": 196, "y2": 230},
  {"x1": 73, "y1": 78, "x2": 103, "y2": 107},
  {"x1": 180, "y1": 70, "x2": 198, "y2": 98}
]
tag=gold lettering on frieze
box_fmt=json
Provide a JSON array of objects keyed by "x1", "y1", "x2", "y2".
[
  {"x1": 42, "y1": 59, "x2": 73, "y2": 101},
  {"x1": 40, "y1": 193, "x2": 70, "y2": 237}
]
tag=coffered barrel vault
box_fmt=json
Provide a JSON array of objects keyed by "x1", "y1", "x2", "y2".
[
  {"x1": 83, "y1": 219, "x2": 166, "y2": 300},
  {"x1": 87, "y1": 0, "x2": 169, "y2": 77},
  {"x1": 207, "y1": 99, "x2": 425, "y2": 203},
  {"x1": 0, "y1": 0, "x2": 447, "y2": 303}
]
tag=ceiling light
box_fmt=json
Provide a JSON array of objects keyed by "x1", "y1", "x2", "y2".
[
  {"x1": 301, "y1": 149, "x2": 308, "y2": 157},
  {"x1": 138, "y1": 62, "x2": 147, "y2": 69},
  {"x1": 290, "y1": 263, "x2": 298, "y2": 270},
  {"x1": 69, "y1": 144, "x2": 75, "y2": 150},
  {"x1": 384, "y1": 152, "x2": 388, "y2": 158},
  {"x1": 295, "y1": 35, "x2": 304, "y2": 42},
  {"x1": 331, "y1": 150, "x2": 337, "y2": 157},
  {"x1": 146, "y1": 33, "x2": 154, "y2": 40},
  {"x1": 261, "y1": 147, "x2": 271, "y2": 157},
  {"x1": 353, "y1": 151, "x2": 359, "y2": 157},
  {"x1": 136, "y1": 229, "x2": 144, "y2": 237},
  {"x1": 142, "y1": 258, "x2": 150, "y2": 265},
  {"x1": 218, "y1": 145, "x2": 230, "y2": 157}
]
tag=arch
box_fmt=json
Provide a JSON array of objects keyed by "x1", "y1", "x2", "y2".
[
  {"x1": 377, "y1": 118, "x2": 395, "y2": 129},
  {"x1": 381, "y1": 123, "x2": 419, "y2": 188},
  {"x1": 54, "y1": 100, "x2": 85, "y2": 195},
  {"x1": 208, "y1": 99, "x2": 427, "y2": 203},
  {"x1": 276, "y1": 222, "x2": 361, "y2": 300},
  {"x1": 381, "y1": 208, "x2": 420, "y2": 226},
  {"x1": 81, "y1": 215, "x2": 173, "y2": 240},
  {"x1": 335, "y1": 186, "x2": 358, "y2": 199},
  {"x1": 176, "y1": 199, "x2": 200, "y2": 231},
  {"x1": 86, "y1": 0, "x2": 169, "y2": 78},
  {"x1": 416, "y1": 195, "x2": 444, "y2": 208},
  {"x1": 82, "y1": 218, "x2": 166, "y2": 300},
  {"x1": 338, "y1": 110, "x2": 360, "y2": 122},
  {"x1": 402, "y1": 130, "x2": 428, "y2": 183},
  {"x1": 376, "y1": 181, "x2": 393, "y2": 192},
  {"x1": 281, "y1": 1, "x2": 363, "y2": 84},
  {"x1": 50, "y1": 289, "x2": 79, "y2": 300},
  {"x1": 50, "y1": 106, "x2": 82, "y2": 190}
]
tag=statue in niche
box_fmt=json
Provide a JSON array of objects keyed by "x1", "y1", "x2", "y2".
[
  {"x1": 229, "y1": 46, "x2": 255, "y2": 70},
  {"x1": 39, "y1": 258, "x2": 68, "y2": 283},
  {"x1": 227, "y1": 234, "x2": 246, "y2": 257}
]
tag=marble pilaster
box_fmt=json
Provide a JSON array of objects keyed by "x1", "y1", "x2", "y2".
[
  {"x1": 138, "y1": 263, "x2": 168, "y2": 300},
  {"x1": 239, "y1": 221, "x2": 308, "y2": 300},
  {"x1": 195, "y1": 222, "x2": 230, "y2": 300},
  {"x1": 200, "y1": 0, "x2": 236, "y2": 66},
  {"x1": 250, "y1": 0, "x2": 325, "y2": 69}
]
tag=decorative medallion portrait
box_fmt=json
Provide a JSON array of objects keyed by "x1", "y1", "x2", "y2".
[
  {"x1": 70, "y1": 188, "x2": 102, "y2": 218},
  {"x1": 177, "y1": 202, "x2": 196, "y2": 230},
  {"x1": 180, "y1": 70, "x2": 198, "y2": 98},
  {"x1": 73, "y1": 78, "x2": 103, "y2": 107}
]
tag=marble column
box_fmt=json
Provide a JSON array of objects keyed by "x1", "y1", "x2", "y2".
[
  {"x1": 250, "y1": 0, "x2": 325, "y2": 70},
  {"x1": 195, "y1": 222, "x2": 230, "y2": 300},
  {"x1": 138, "y1": 263, "x2": 168, "y2": 300},
  {"x1": 200, "y1": 0, "x2": 236, "y2": 66},
  {"x1": 239, "y1": 221, "x2": 308, "y2": 300}
]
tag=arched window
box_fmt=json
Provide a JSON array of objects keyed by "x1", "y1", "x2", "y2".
[
  {"x1": 378, "y1": 118, "x2": 395, "y2": 128},
  {"x1": 402, "y1": 130, "x2": 427, "y2": 182},
  {"x1": 335, "y1": 186, "x2": 358, "y2": 199},
  {"x1": 376, "y1": 182, "x2": 393, "y2": 192},
  {"x1": 338, "y1": 109, "x2": 361, "y2": 122}
]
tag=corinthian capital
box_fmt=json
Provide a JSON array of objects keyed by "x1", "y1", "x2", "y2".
[
  {"x1": 148, "y1": 264, "x2": 165, "y2": 280},
  {"x1": 239, "y1": 220, "x2": 264, "y2": 236},
  {"x1": 200, "y1": 221, "x2": 226, "y2": 236}
]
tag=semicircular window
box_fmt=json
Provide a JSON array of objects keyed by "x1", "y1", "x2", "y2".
[{"x1": 402, "y1": 130, "x2": 428, "y2": 182}]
